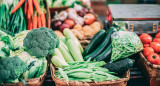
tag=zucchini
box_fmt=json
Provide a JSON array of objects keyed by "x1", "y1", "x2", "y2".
[
  {"x1": 103, "y1": 58, "x2": 134, "y2": 74},
  {"x1": 84, "y1": 27, "x2": 116, "y2": 61},
  {"x1": 83, "y1": 30, "x2": 106, "y2": 56},
  {"x1": 94, "y1": 44, "x2": 112, "y2": 61}
]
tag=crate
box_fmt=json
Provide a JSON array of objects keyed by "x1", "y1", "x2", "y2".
[
  {"x1": 137, "y1": 52, "x2": 160, "y2": 86},
  {"x1": 50, "y1": 63, "x2": 130, "y2": 86}
]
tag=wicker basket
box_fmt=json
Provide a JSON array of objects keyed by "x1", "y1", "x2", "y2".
[
  {"x1": 137, "y1": 52, "x2": 160, "y2": 86},
  {"x1": 138, "y1": 52, "x2": 160, "y2": 77},
  {"x1": 0, "y1": 72, "x2": 47, "y2": 86},
  {"x1": 50, "y1": 63, "x2": 130, "y2": 86}
]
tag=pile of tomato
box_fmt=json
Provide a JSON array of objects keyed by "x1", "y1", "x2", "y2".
[{"x1": 140, "y1": 33, "x2": 160, "y2": 65}]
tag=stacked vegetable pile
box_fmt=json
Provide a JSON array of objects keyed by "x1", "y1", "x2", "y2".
[
  {"x1": 140, "y1": 33, "x2": 160, "y2": 65},
  {"x1": 55, "y1": 61, "x2": 120, "y2": 82},
  {"x1": 51, "y1": 3, "x2": 102, "y2": 39},
  {"x1": 51, "y1": 28, "x2": 84, "y2": 67},
  {"x1": 83, "y1": 25, "x2": 143, "y2": 74},
  {"x1": 51, "y1": 28, "x2": 123, "y2": 82},
  {"x1": 0, "y1": 27, "x2": 59, "y2": 84},
  {"x1": 0, "y1": 0, "x2": 26, "y2": 35}
]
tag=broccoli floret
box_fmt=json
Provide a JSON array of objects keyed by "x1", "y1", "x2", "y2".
[
  {"x1": 23, "y1": 27, "x2": 59, "y2": 58},
  {"x1": 0, "y1": 56, "x2": 27, "y2": 83}
]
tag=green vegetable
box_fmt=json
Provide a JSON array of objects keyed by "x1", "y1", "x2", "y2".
[
  {"x1": 94, "y1": 44, "x2": 112, "y2": 61},
  {"x1": 59, "y1": 36, "x2": 66, "y2": 43},
  {"x1": 103, "y1": 58, "x2": 134, "y2": 74},
  {"x1": 111, "y1": 31, "x2": 143, "y2": 62},
  {"x1": 58, "y1": 68, "x2": 69, "y2": 83},
  {"x1": 23, "y1": 57, "x2": 47, "y2": 79},
  {"x1": 0, "y1": 0, "x2": 27, "y2": 35},
  {"x1": 68, "y1": 72, "x2": 92, "y2": 79},
  {"x1": 66, "y1": 39, "x2": 84, "y2": 62},
  {"x1": 65, "y1": 69, "x2": 93, "y2": 74},
  {"x1": 51, "y1": 56, "x2": 69, "y2": 68},
  {"x1": 23, "y1": 27, "x2": 59, "y2": 58},
  {"x1": 55, "y1": 61, "x2": 120, "y2": 82},
  {"x1": 84, "y1": 27, "x2": 116, "y2": 61},
  {"x1": 52, "y1": 48, "x2": 66, "y2": 62},
  {"x1": 0, "y1": 30, "x2": 15, "y2": 58},
  {"x1": 12, "y1": 49, "x2": 47, "y2": 79},
  {"x1": 14, "y1": 29, "x2": 29, "y2": 48},
  {"x1": 83, "y1": 30, "x2": 106, "y2": 56},
  {"x1": 0, "y1": 56, "x2": 27, "y2": 83},
  {"x1": 58, "y1": 40, "x2": 74, "y2": 62},
  {"x1": 63, "y1": 28, "x2": 83, "y2": 53}
]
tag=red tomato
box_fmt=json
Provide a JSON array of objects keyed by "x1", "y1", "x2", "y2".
[
  {"x1": 139, "y1": 33, "x2": 152, "y2": 44},
  {"x1": 143, "y1": 44, "x2": 150, "y2": 48},
  {"x1": 147, "y1": 53, "x2": 160, "y2": 64},
  {"x1": 155, "y1": 32, "x2": 160, "y2": 38},
  {"x1": 143, "y1": 47, "x2": 154, "y2": 57},
  {"x1": 84, "y1": 13, "x2": 96, "y2": 25},
  {"x1": 150, "y1": 42, "x2": 160, "y2": 53},
  {"x1": 153, "y1": 38, "x2": 160, "y2": 44},
  {"x1": 64, "y1": 19, "x2": 75, "y2": 28}
]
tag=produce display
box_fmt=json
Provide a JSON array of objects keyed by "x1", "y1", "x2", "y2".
[
  {"x1": 51, "y1": 27, "x2": 134, "y2": 83},
  {"x1": 0, "y1": 0, "x2": 26, "y2": 35},
  {"x1": 0, "y1": 27, "x2": 57, "y2": 84},
  {"x1": 0, "y1": 0, "x2": 154, "y2": 85},
  {"x1": 51, "y1": 3, "x2": 102, "y2": 39},
  {"x1": 140, "y1": 33, "x2": 160, "y2": 65}
]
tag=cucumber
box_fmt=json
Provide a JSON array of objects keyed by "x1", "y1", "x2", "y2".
[
  {"x1": 84, "y1": 27, "x2": 116, "y2": 61},
  {"x1": 83, "y1": 30, "x2": 106, "y2": 56},
  {"x1": 103, "y1": 58, "x2": 134, "y2": 74},
  {"x1": 94, "y1": 44, "x2": 112, "y2": 61}
]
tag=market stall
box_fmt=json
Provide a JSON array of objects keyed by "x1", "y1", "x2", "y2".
[{"x1": 0, "y1": 0, "x2": 160, "y2": 86}]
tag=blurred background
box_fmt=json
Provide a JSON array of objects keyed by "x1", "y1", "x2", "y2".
[
  {"x1": 91, "y1": 0, "x2": 160, "y2": 16},
  {"x1": 91, "y1": 0, "x2": 160, "y2": 23}
]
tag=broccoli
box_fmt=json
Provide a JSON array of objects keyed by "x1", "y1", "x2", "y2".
[
  {"x1": 0, "y1": 56, "x2": 27, "y2": 83},
  {"x1": 23, "y1": 27, "x2": 59, "y2": 58}
]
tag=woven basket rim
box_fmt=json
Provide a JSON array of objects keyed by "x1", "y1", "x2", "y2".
[
  {"x1": 0, "y1": 71, "x2": 47, "y2": 86},
  {"x1": 139, "y1": 52, "x2": 160, "y2": 69},
  {"x1": 50, "y1": 63, "x2": 130, "y2": 85}
]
